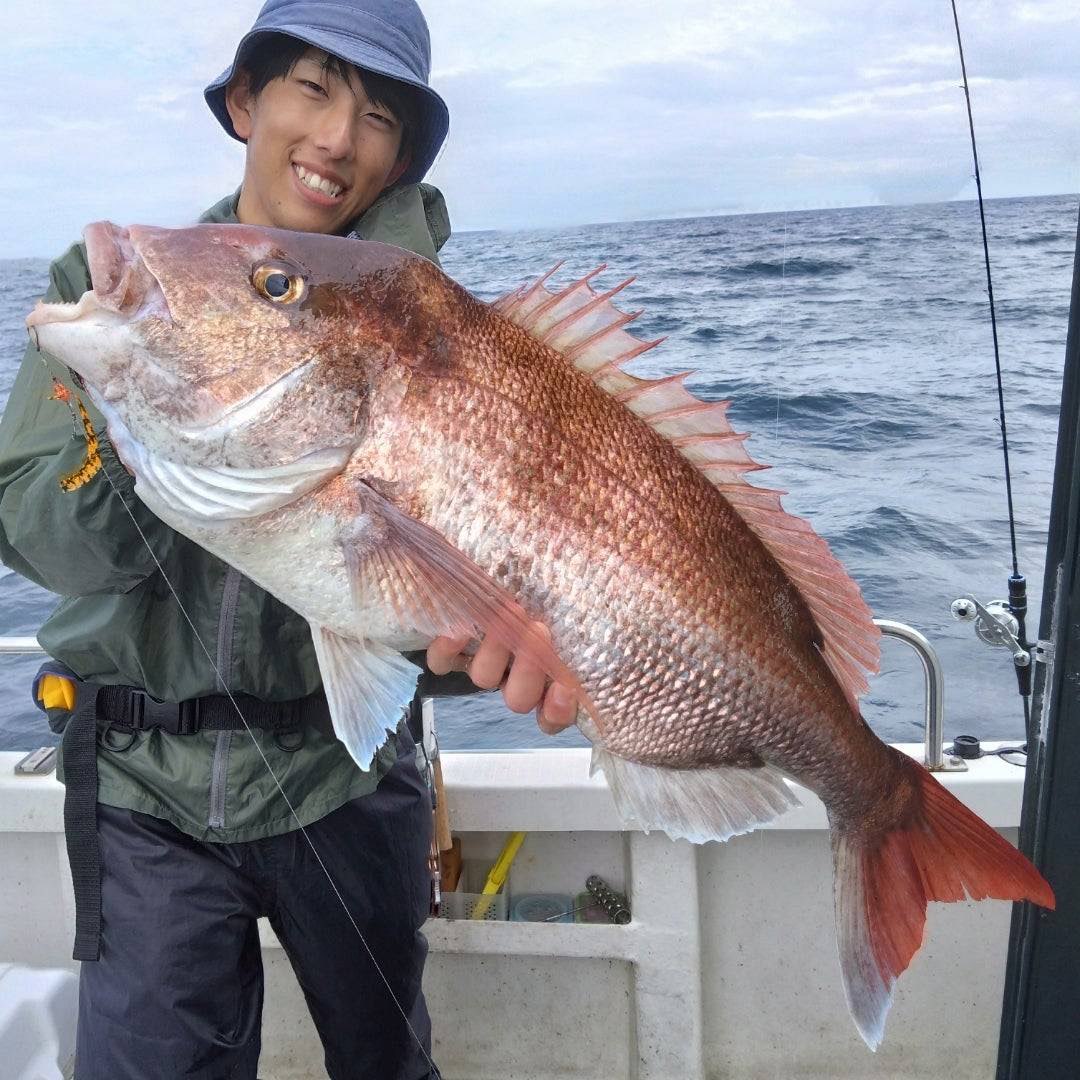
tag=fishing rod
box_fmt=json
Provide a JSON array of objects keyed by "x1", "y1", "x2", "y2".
[{"x1": 947, "y1": 0, "x2": 1034, "y2": 741}]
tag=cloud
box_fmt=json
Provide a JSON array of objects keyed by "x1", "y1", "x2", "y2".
[
  {"x1": 3, "y1": 0, "x2": 1078, "y2": 257},
  {"x1": 1015, "y1": 0, "x2": 1080, "y2": 22}
]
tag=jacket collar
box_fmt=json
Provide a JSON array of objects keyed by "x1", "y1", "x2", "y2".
[{"x1": 198, "y1": 182, "x2": 450, "y2": 264}]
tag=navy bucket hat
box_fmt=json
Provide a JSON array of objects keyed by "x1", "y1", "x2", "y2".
[{"x1": 204, "y1": 0, "x2": 449, "y2": 187}]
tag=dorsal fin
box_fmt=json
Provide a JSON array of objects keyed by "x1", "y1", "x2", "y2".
[{"x1": 492, "y1": 265, "x2": 880, "y2": 709}]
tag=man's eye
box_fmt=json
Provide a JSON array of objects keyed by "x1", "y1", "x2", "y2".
[{"x1": 299, "y1": 79, "x2": 326, "y2": 95}]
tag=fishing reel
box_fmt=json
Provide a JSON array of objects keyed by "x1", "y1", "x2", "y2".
[
  {"x1": 950, "y1": 595, "x2": 1030, "y2": 668},
  {"x1": 950, "y1": 593, "x2": 1034, "y2": 761}
]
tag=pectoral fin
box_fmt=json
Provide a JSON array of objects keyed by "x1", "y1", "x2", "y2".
[{"x1": 343, "y1": 480, "x2": 597, "y2": 726}]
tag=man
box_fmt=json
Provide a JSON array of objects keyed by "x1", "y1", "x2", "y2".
[{"x1": 0, "y1": 2, "x2": 576, "y2": 1077}]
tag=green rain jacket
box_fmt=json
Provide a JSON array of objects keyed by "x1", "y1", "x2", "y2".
[{"x1": 0, "y1": 182, "x2": 473, "y2": 842}]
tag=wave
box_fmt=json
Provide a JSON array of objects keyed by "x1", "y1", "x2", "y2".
[
  {"x1": 818, "y1": 235, "x2": 880, "y2": 248},
  {"x1": 689, "y1": 325, "x2": 738, "y2": 342},
  {"x1": 832, "y1": 505, "x2": 985, "y2": 560},
  {"x1": 1015, "y1": 232, "x2": 1065, "y2": 246},
  {"x1": 1019, "y1": 400, "x2": 1061, "y2": 419},
  {"x1": 716, "y1": 256, "x2": 853, "y2": 279},
  {"x1": 703, "y1": 386, "x2": 890, "y2": 424},
  {"x1": 686, "y1": 386, "x2": 937, "y2": 454}
]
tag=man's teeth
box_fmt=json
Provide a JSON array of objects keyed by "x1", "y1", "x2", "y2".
[{"x1": 294, "y1": 165, "x2": 343, "y2": 198}]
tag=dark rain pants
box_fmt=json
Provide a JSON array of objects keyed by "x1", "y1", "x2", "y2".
[{"x1": 73, "y1": 733, "x2": 440, "y2": 1080}]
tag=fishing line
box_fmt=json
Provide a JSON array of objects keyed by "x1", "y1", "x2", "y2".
[
  {"x1": 775, "y1": 209, "x2": 789, "y2": 445},
  {"x1": 950, "y1": 0, "x2": 1020, "y2": 582},
  {"x1": 99, "y1": 463, "x2": 440, "y2": 1077},
  {"x1": 950, "y1": 0, "x2": 1032, "y2": 732}
]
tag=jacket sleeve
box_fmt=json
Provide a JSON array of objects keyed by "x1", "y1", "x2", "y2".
[
  {"x1": 0, "y1": 243, "x2": 173, "y2": 596},
  {"x1": 402, "y1": 649, "x2": 489, "y2": 698}
]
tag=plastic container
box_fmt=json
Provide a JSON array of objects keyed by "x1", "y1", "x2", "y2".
[
  {"x1": 439, "y1": 858, "x2": 510, "y2": 920},
  {"x1": 511, "y1": 893, "x2": 575, "y2": 923},
  {"x1": 439, "y1": 891, "x2": 509, "y2": 921}
]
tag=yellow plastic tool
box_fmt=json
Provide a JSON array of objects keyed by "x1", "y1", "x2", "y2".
[
  {"x1": 471, "y1": 831, "x2": 526, "y2": 920},
  {"x1": 37, "y1": 673, "x2": 75, "y2": 712},
  {"x1": 481, "y1": 831, "x2": 526, "y2": 895}
]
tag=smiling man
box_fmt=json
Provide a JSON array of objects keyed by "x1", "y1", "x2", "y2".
[
  {"x1": 0, "y1": 1, "x2": 574, "y2": 1078},
  {"x1": 223, "y1": 39, "x2": 413, "y2": 234}
]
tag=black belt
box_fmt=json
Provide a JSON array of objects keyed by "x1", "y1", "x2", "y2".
[
  {"x1": 96, "y1": 684, "x2": 325, "y2": 736},
  {"x1": 36, "y1": 667, "x2": 423, "y2": 962}
]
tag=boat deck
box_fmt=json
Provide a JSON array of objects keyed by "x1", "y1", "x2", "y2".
[{"x1": 1, "y1": 743, "x2": 1026, "y2": 1079}]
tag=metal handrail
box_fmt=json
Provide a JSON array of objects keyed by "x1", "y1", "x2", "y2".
[
  {"x1": 0, "y1": 637, "x2": 44, "y2": 654},
  {"x1": 873, "y1": 619, "x2": 959, "y2": 771}
]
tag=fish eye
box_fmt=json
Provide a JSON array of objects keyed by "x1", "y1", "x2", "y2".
[{"x1": 252, "y1": 264, "x2": 306, "y2": 304}]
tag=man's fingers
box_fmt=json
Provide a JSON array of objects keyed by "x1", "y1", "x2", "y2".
[
  {"x1": 502, "y1": 654, "x2": 547, "y2": 714},
  {"x1": 429, "y1": 624, "x2": 578, "y2": 733},
  {"x1": 537, "y1": 683, "x2": 578, "y2": 734},
  {"x1": 426, "y1": 635, "x2": 470, "y2": 676},
  {"x1": 468, "y1": 636, "x2": 512, "y2": 690}
]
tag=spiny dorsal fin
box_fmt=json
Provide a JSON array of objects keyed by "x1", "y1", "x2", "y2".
[{"x1": 493, "y1": 265, "x2": 880, "y2": 709}]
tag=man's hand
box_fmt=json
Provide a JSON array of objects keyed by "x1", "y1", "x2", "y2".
[{"x1": 426, "y1": 628, "x2": 578, "y2": 735}]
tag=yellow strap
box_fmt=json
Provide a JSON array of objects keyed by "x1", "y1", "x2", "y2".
[{"x1": 37, "y1": 673, "x2": 76, "y2": 712}]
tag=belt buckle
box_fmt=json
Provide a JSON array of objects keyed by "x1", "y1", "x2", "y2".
[
  {"x1": 176, "y1": 698, "x2": 200, "y2": 736},
  {"x1": 130, "y1": 691, "x2": 199, "y2": 735}
]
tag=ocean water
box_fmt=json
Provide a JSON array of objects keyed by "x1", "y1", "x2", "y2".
[{"x1": 0, "y1": 194, "x2": 1075, "y2": 754}]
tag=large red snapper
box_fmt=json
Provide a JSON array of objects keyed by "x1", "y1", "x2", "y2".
[{"x1": 27, "y1": 221, "x2": 1053, "y2": 1048}]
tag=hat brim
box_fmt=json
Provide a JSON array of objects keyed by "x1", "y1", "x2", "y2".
[{"x1": 204, "y1": 25, "x2": 449, "y2": 187}]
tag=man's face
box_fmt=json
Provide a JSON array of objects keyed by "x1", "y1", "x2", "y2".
[{"x1": 226, "y1": 49, "x2": 410, "y2": 235}]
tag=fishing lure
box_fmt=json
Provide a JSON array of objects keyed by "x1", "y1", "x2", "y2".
[{"x1": 50, "y1": 377, "x2": 102, "y2": 492}]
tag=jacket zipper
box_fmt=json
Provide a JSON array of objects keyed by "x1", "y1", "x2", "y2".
[{"x1": 208, "y1": 566, "x2": 243, "y2": 829}]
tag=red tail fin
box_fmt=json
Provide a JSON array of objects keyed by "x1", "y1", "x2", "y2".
[{"x1": 833, "y1": 757, "x2": 1054, "y2": 1050}]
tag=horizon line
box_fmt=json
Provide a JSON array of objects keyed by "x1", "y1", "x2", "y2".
[
  {"x1": 453, "y1": 190, "x2": 1080, "y2": 237},
  {"x1": 5, "y1": 190, "x2": 1077, "y2": 262}
]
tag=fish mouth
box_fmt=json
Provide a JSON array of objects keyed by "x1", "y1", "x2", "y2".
[{"x1": 26, "y1": 222, "x2": 172, "y2": 342}]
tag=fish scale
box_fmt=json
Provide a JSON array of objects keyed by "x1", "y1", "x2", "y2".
[
  {"x1": 26, "y1": 220, "x2": 1054, "y2": 1051},
  {"x1": 381, "y1": 331, "x2": 844, "y2": 771}
]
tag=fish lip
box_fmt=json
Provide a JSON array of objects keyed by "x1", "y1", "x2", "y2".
[
  {"x1": 24, "y1": 223, "x2": 174, "y2": 365},
  {"x1": 26, "y1": 290, "x2": 111, "y2": 332},
  {"x1": 84, "y1": 222, "x2": 131, "y2": 309},
  {"x1": 23, "y1": 224, "x2": 132, "y2": 331},
  {"x1": 84, "y1": 221, "x2": 174, "y2": 323},
  {"x1": 24, "y1": 223, "x2": 171, "y2": 335}
]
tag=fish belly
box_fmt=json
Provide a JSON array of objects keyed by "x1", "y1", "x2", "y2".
[{"x1": 133, "y1": 476, "x2": 428, "y2": 650}]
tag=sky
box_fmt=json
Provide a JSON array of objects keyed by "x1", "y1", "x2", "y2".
[{"x1": 3, "y1": 0, "x2": 1078, "y2": 258}]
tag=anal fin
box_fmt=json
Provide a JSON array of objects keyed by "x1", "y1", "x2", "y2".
[
  {"x1": 590, "y1": 744, "x2": 799, "y2": 844},
  {"x1": 310, "y1": 624, "x2": 423, "y2": 769}
]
